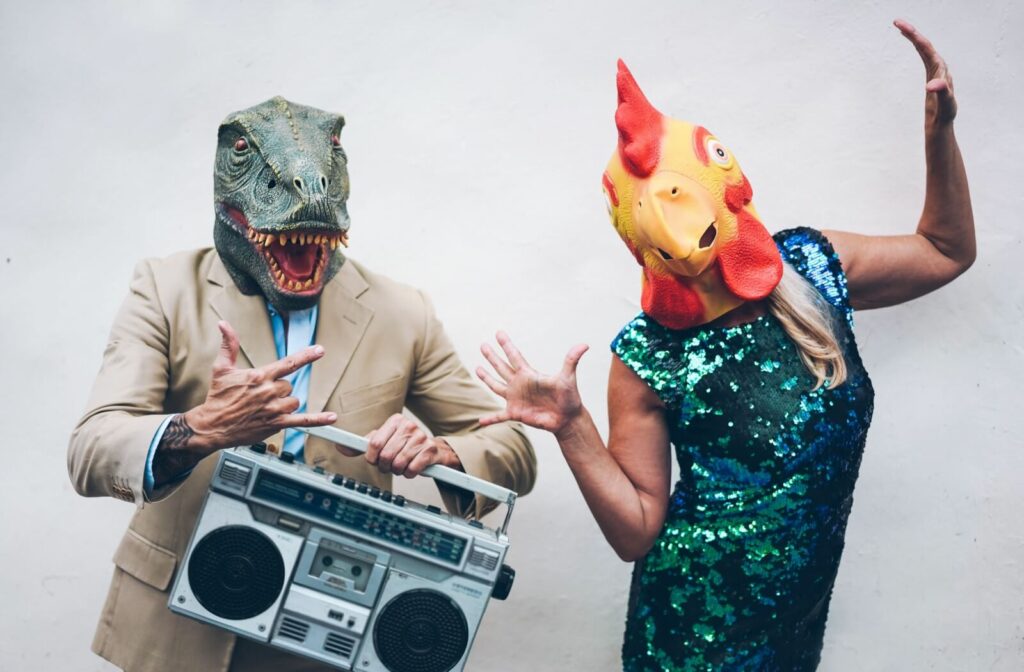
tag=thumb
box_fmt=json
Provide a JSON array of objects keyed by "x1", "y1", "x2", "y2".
[
  {"x1": 561, "y1": 343, "x2": 590, "y2": 377},
  {"x1": 214, "y1": 320, "x2": 240, "y2": 371}
]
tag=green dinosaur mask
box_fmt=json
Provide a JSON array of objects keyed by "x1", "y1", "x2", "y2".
[{"x1": 213, "y1": 96, "x2": 350, "y2": 312}]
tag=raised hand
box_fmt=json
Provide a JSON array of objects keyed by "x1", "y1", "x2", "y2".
[
  {"x1": 895, "y1": 19, "x2": 957, "y2": 125},
  {"x1": 181, "y1": 320, "x2": 337, "y2": 453},
  {"x1": 476, "y1": 331, "x2": 589, "y2": 436}
]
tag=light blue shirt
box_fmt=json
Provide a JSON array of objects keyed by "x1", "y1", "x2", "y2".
[{"x1": 143, "y1": 304, "x2": 319, "y2": 495}]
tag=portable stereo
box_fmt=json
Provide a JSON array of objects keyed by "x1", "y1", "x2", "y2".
[{"x1": 168, "y1": 425, "x2": 517, "y2": 671}]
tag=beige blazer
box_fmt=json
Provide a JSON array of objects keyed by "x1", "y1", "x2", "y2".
[{"x1": 68, "y1": 248, "x2": 536, "y2": 672}]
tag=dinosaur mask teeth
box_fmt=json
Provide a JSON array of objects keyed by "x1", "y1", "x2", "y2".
[
  {"x1": 243, "y1": 227, "x2": 349, "y2": 293},
  {"x1": 245, "y1": 228, "x2": 348, "y2": 249}
]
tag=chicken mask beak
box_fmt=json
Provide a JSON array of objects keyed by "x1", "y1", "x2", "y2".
[{"x1": 633, "y1": 172, "x2": 720, "y2": 277}]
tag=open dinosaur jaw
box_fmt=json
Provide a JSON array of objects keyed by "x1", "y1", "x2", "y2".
[{"x1": 245, "y1": 226, "x2": 350, "y2": 295}]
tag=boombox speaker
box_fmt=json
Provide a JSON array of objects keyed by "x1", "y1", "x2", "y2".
[{"x1": 169, "y1": 425, "x2": 517, "y2": 671}]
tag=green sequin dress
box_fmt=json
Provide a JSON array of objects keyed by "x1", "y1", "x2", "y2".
[{"x1": 612, "y1": 228, "x2": 874, "y2": 671}]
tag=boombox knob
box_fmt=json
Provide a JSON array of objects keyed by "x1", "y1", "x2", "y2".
[{"x1": 492, "y1": 564, "x2": 515, "y2": 601}]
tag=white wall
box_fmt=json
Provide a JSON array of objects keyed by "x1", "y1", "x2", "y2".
[{"x1": 1, "y1": 1, "x2": 1021, "y2": 670}]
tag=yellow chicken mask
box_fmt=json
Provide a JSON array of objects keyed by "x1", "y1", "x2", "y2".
[{"x1": 603, "y1": 60, "x2": 783, "y2": 330}]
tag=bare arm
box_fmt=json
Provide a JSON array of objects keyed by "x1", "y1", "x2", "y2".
[
  {"x1": 556, "y1": 357, "x2": 672, "y2": 560},
  {"x1": 477, "y1": 333, "x2": 671, "y2": 561},
  {"x1": 825, "y1": 20, "x2": 975, "y2": 310}
]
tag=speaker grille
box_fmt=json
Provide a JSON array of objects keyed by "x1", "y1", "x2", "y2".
[
  {"x1": 324, "y1": 632, "x2": 357, "y2": 658},
  {"x1": 188, "y1": 526, "x2": 285, "y2": 620},
  {"x1": 218, "y1": 460, "x2": 252, "y2": 488},
  {"x1": 468, "y1": 547, "x2": 498, "y2": 571},
  {"x1": 373, "y1": 589, "x2": 468, "y2": 672},
  {"x1": 277, "y1": 616, "x2": 310, "y2": 643}
]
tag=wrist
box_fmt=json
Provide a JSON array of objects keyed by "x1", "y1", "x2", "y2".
[
  {"x1": 435, "y1": 438, "x2": 464, "y2": 471},
  {"x1": 925, "y1": 118, "x2": 955, "y2": 137},
  {"x1": 180, "y1": 407, "x2": 217, "y2": 454},
  {"x1": 554, "y1": 407, "x2": 590, "y2": 444}
]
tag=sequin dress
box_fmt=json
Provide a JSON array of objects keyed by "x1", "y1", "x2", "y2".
[{"x1": 612, "y1": 228, "x2": 874, "y2": 671}]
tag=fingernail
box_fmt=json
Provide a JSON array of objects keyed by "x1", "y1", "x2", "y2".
[
  {"x1": 326, "y1": 413, "x2": 337, "y2": 422},
  {"x1": 313, "y1": 345, "x2": 324, "y2": 355}
]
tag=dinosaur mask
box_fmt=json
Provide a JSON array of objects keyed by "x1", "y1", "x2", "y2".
[
  {"x1": 602, "y1": 61, "x2": 782, "y2": 330},
  {"x1": 214, "y1": 96, "x2": 351, "y2": 312}
]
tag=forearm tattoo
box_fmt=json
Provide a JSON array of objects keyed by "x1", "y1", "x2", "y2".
[{"x1": 152, "y1": 413, "x2": 201, "y2": 487}]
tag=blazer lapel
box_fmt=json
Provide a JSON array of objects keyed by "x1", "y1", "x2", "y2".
[
  {"x1": 206, "y1": 257, "x2": 278, "y2": 369},
  {"x1": 307, "y1": 261, "x2": 373, "y2": 414}
]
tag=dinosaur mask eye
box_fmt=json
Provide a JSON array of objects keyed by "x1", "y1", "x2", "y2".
[
  {"x1": 706, "y1": 139, "x2": 733, "y2": 168},
  {"x1": 234, "y1": 137, "x2": 249, "y2": 152}
]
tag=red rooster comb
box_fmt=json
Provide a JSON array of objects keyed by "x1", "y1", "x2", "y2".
[{"x1": 615, "y1": 60, "x2": 663, "y2": 178}]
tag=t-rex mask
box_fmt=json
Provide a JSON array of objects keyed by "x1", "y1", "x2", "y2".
[
  {"x1": 214, "y1": 96, "x2": 351, "y2": 312},
  {"x1": 602, "y1": 61, "x2": 783, "y2": 330}
]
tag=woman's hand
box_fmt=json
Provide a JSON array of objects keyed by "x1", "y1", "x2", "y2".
[
  {"x1": 476, "y1": 331, "x2": 589, "y2": 436},
  {"x1": 894, "y1": 18, "x2": 957, "y2": 126},
  {"x1": 824, "y1": 19, "x2": 974, "y2": 310}
]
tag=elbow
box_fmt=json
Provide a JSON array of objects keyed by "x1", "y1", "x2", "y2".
[
  {"x1": 613, "y1": 537, "x2": 656, "y2": 563},
  {"x1": 615, "y1": 548, "x2": 643, "y2": 563},
  {"x1": 948, "y1": 237, "x2": 976, "y2": 277},
  {"x1": 958, "y1": 246, "x2": 977, "y2": 274}
]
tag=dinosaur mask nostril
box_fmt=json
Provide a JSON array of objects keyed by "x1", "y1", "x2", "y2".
[
  {"x1": 699, "y1": 222, "x2": 717, "y2": 249},
  {"x1": 658, "y1": 247, "x2": 673, "y2": 261}
]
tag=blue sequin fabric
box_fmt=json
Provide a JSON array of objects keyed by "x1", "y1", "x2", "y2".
[{"x1": 612, "y1": 228, "x2": 874, "y2": 671}]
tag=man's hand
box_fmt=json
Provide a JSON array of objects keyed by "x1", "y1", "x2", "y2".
[
  {"x1": 182, "y1": 321, "x2": 338, "y2": 453},
  {"x1": 152, "y1": 321, "x2": 337, "y2": 486},
  {"x1": 349, "y1": 414, "x2": 462, "y2": 478}
]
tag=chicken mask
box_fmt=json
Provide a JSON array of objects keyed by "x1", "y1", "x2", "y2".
[{"x1": 603, "y1": 61, "x2": 782, "y2": 330}]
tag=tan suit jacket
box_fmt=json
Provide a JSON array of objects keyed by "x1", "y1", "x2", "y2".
[{"x1": 68, "y1": 248, "x2": 536, "y2": 672}]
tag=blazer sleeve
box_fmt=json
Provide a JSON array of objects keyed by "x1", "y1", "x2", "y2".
[
  {"x1": 67, "y1": 259, "x2": 178, "y2": 508},
  {"x1": 404, "y1": 290, "x2": 537, "y2": 519}
]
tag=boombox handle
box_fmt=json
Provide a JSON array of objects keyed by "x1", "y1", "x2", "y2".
[{"x1": 298, "y1": 425, "x2": 518, "y2": 537}]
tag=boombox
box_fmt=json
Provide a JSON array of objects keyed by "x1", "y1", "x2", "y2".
[{"x1": 168, "y1": 425, "x2": 518, "y2": 671}]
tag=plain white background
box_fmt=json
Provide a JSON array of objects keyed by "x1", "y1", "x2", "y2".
[{"x1": 1, "y1": 1, "x2": 1022, "y2": 670}]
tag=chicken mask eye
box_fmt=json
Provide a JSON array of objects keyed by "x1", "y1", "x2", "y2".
[{"x1": 707, "y1": 139, "x2": 732, "y2": 168}]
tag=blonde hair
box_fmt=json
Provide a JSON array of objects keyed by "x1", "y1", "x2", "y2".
[{"x1": 766, "y1": 263, "x2": 848, "y2": 390}]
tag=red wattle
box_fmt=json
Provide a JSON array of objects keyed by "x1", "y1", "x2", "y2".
[
  {"x1": 641, "y1": 267, "x2": 705, "y2": 329},
  {"x1": 717, "y1": 209, "x2": 783, "y2": 300}
]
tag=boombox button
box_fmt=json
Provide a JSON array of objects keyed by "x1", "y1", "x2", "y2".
[
  {"x1": 344, "y1": 480, "x2": 356, "y2": 490},
  {"x1": 249, "y1": 442, "x2": 267, "y2": 454},
  {"x1": 426, "y1": 505, "x2": 442, "y2": 515},
  {"x1": 331, "y1": 474, "x2": 344, "y2": 486},
  {"x1": 468, "y1": 520, "x2": 484, "y2": 529},
  {"x1": 369, "y1": 487, "x2": 381, "y2": 498},
  {"x1": 393, "y1": 496, "x2": 406, "y2": 507},
  {"x1": 381, "y1": 491, "x2": 392, "y2": 503},
  {"x1": 279, "y1": 452, "x2": 295, "y2": 464},
  {"x1": 357, "y1": 483, "x2": 369, "y2": 494},
  {"x1": 313, "y1": 466, "x2": 325, "y2": 474}
]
